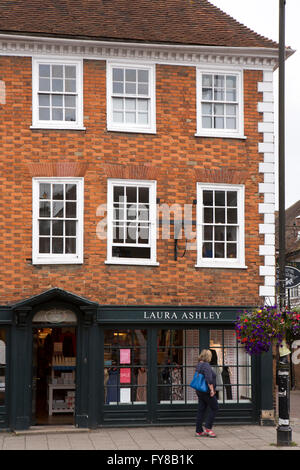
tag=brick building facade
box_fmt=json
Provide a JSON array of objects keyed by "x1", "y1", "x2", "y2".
[{"x1": 0, "y1": 0, "x2": 291, "y2": 430}]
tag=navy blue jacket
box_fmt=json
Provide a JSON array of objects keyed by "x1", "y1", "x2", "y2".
[{"x1": 196, "y1": 361, "x2": 216, "y2": 389}]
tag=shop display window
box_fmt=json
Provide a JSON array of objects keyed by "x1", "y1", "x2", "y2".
[
  {"x1": 157, "y1": 329, "x2": 199, "y2": 404},
  {"x1": 0, "y1": 329, "x2": 6, "y2": 406},
  {"x1": 104, "y1": 329, "x2": 147, "y2": 405},
  {"x1": 209, "y1": 329, "x2": 252, "y2": 403}
]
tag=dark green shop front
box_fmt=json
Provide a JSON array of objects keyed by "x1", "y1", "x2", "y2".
[{"x1": 0, "y1": 288, "x2": 274, "y2": 431}]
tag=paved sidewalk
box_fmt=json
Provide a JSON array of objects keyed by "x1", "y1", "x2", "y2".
[
  {"x1": 1, "y1": 421, "x2": 300, "y2": 451},
  {"x1": 1, "y1": 391, "x2": 299, "y2": 451}
]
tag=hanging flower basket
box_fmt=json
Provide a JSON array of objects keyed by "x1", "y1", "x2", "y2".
[{"x1": 235, "y1": 306, "x2": 300, "y2": 356}]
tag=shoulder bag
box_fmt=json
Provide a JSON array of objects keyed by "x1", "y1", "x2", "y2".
[{"x1": 189, "y1": 371, "x2": 209, "y2": 392}]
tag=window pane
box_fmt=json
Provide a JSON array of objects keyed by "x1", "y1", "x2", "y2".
[
  {"x1": 204, "y1": 207, "x2": 213, "y2": 223},
  {"x1": 39, "y1": 183, "x2": 51, "y2": 200},
  {"x1": 113, "y1": 112, "x2": 124, "y2": 123},
  {"x1": 65, "y1": 238, "x2": 76, "y2": 254},
  {"x1": 214, "y1": 75, "x2": 224, "y2": 87},
  {"x1": 202, "y1": 117, "x2": 212, "y2": 128},
  {"x1": 227, "y1": 191, "x2": 237, "y2": 207},
  {"x1": 215, "y1": 226, "x2": 225, "y2": 241},
  {"x1": 202, "y1": 103, "x2": 212, "y2": 115},
  {"x1": 113, "y1": 82, "x2": 124, "y2": 94},
  {"x1": 125, "y1": 83, "x2": 136, "y2": 94},
  {"x1": 202, "y1": 88, "x2": 212, "y2": 100},
  {"x1": 65, "y1": 95, "x2": 76, "y2": 108},
  {"x1": 203, "y1": 242, "x2": 213, "y2": 258},
  {"x1": 52, "y1": 220, "x2": 63, "y2": 236},
  {"x1": 39, "y1": 78, "x2": 50, "y2": 92},
  {"x1": 52, "y1": 108, "x2": 63, "y2": 120},
  {"x1": 227, "y1": 208, "x2": 237, "y2": 224},
  {"x1": 52, "y1": 95, "x2": 63, "y2": 107},
  {"x1": 215, "y1": 191, "x2": 225, "y2": 206},
  {"x1": 39, "y1": 64, "x2": 50, "y2": 77},
  {"x1": 52, "y1": 237, "x2": 63, "y2": 254},
  {"x1": 39, "y1": 94, "x2": 50, "y2": 106},
  {"x1": 226, "y1": 226, "x2": 237, "y2": 241},
  {"x1": 112, "y1": 246, "x2": 151, "y2": 259},
  {"x1": 52, "y1": 201, "x2": 64, "y2": 218},
  {"x1": 138, "y1": 70, "x2": 148, "y2": 83},
  {"x1": 138, "y1": 187, "x2": 149, "y2": 204},
  {"x1": 39, "y1": 237, "x2": 50, "y2": 253},
  {"x1": 214, "y1": 117, "x2": 224, "y2": 128},
  {"x1": 39, "y1": 220, "x2": 50, "y2": 236},
  {"x1": 53, "y1": 184, "x2": 64, "y2": 200},
  {"x1": 52, "y1": 79, "x2": 63, "y2": 92},
  {"x1": 126, "y1": 186, "x2": 137, "y2": 203},
  {"x1": 226, "y1": 118, "x2": 236, "y2": 129},
  {"x1": 52, "y1": 65, "x2": 63, "y2": 78},
  {"x1": 39, "y1": 201, "x2": 50, "y2": 218},
  {"x1": 65, "y1": 109, "x2": 76, "y2": 121},
  {"x1": 203, "y1": 190, "x2": 213, "y2": 206},
  {"x1": 226, "y1": 75, "x2": 236, "y2": 89},
  {"x1": 112, "y1": 97, "x2": 123, "y2": 110},
  {"x1": 65, "y1": 66, "x2": 76, "y2": 79},
  {"x1": 125, "y1": 112, "x2": 136, "y2": 123},
  {"x1": 125, "y1": 69, "x2": 136, "y2": 82},
  {"x1": 114, "y1": 186, "x2": 124, "y2": 202},
  {"x1": 65, "y1": 79, "x2": 76, "y2": 93},
  {"x1": 113, "y1": 68, "x2": 124, "y2": 82},
  {"x1": 137, "y1": 113, "x2": 148, "y2": 124},
  {"x1": 138, "y1": 84, "x2": 148, "y2": 95},
  {"x1": 215, "y1": 242, "x2": 224, "y2": 258},
  {"x1": 65, "y1": 220, "x2": 76, "y2": 236},
  {"x1": 203, "y1": 226, "x2": 213, "y2": 241},
  {"x1": 66, "y1": 184, "x2": 77, "y2": 200},
  {"x1": 227, "y1": 243, "x2": 237, "y2": 258},
  {"x1": 215, "y1": 208, "x2": 225, "y2": 223},
  {"x1": 214, "y1": 104, "x2": 224, "y2": 116},
  {"x1": 39, "y1": 107, "x2": 50, "y2": 120},
  {"x1": 66, "y1": 202, "x2": 76, "y2": 218},
  {"x1": 202, "y1": 74, "x2": 212, "y2": 87}
]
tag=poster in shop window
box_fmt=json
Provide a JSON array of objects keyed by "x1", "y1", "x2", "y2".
[
  {"x1": 120, "y1": 349, "x2": 131, "y2": 364},
  {"x1": 120, "y1": 368, "x2": 131, "y2": 384}
]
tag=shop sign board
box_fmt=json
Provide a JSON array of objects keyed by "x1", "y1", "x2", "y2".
[{"x1": 97, "y1": 306, "x2": 252, "y2": 323}]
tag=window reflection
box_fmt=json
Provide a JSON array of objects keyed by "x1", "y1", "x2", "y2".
[
  {"x1": 209, "y1": 329, "x2": 251, "y2": 403},
  {"x1": 104, "y1": 329, "x2": 147, "y2": 405},
  {"x1": 157, "y1": 329, "x2": 199, "y2": 404}
]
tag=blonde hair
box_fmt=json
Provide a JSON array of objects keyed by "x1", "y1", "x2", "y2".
[{"x1": 198, "y1": 349, "x2": 212, "y2": 363}]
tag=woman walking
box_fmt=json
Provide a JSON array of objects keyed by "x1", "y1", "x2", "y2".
[{"x1": 195, "y1": 349, "x2": 219, "y2": 438}]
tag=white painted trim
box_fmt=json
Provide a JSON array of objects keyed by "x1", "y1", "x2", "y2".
[
  {"x1": 0, "y1": 33, "x2": 281, "y2": 69},
  {"x1": 196, "y1": 67, "x2": 244, "y2": 139},
  {"x1": 32, "y1": 177, "x2": 84, "y2": 265},
  {"x1": 258, "y1": 69, "x2": 276, "y2": 304},
  {"x1": 106, "y1": 61, "x2": 156, "y2": 134},
  {"x1": 106, "y1": 178, "x2": 157, "y2": 265},
  {"x1": 32, "y1": 56, "x2": 84, "y2": 130},
  {"x1": 196, "y1": 182, "x2": 246, "y2": 269}
]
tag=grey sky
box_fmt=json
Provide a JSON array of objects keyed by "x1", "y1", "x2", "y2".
[{"x1": 210, "y1": 0, "x2": 300, "y2": 210}]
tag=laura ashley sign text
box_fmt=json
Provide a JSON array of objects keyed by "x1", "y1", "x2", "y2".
[{"x1": 144, "y1": 311, "x2": 222, "y2": 321}]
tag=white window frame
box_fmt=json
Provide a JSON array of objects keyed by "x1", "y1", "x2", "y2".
[
  {"x1": 196, "y1": 182, "x2": 246, "y2": 269},
  {"x1": 31, "y1": 57, "x2": 84, "y2": 130},
  {"x1": 32, "y1": 177, "x2": 84, "y2": 264},
  {"x1": 106, "y1": 179, "x2": 158, "y2": 266},
  {"x1": 196, "y1": 67, "x2": 245, "y2": 139},
  {"x1": 106, "y1": 61, "x2": 156, "y2": 134}
]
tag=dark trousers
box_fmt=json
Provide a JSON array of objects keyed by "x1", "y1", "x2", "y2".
[{"x1": 196, "y1": 391, "x2": 219, "y2": 432}]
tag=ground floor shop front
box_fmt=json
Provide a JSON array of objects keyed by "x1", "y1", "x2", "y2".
[{"x1": 0, "y1": 288, "x2": 275, "y2": 431}]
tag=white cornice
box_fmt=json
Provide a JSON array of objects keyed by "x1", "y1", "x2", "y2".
[{"x1": 0, "y1": 33, "x2": 284, "y2": 69}]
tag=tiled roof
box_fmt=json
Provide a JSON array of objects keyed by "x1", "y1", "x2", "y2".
[{"x1": 0, "y1": 0, "x2": 278, "y2": 48}]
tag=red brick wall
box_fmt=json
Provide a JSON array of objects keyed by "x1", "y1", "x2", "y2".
[{"x1": 0, "y1": 56, "x2": 265, "y2": 305}]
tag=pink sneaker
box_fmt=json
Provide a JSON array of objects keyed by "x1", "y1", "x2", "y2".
[
  {"x1": 195, "y1": 431, "x2": 207, "y2": 437},
  {"x1": 205, "y1": 428, "x2": 216, "y2": 438}
]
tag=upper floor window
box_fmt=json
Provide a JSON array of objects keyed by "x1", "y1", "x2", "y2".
[
  {"x1": 196, "y1": 69, "x2": 244, "y2": 139},
  {"x1": 196, "y1": 183, "x2": 246, "y2": 269},
  {"x1": 31, "y1": 58, "x2": 84, "y2": 130},
  {"x1": 106, "y1": 179, "x2": 158, "y2": 265},
  {"x1": 107, "y1": 62, "x2": 156, "y2": 134},
  {"x1": 32, "y1": 178, "x2": 84, "y2": 264}
]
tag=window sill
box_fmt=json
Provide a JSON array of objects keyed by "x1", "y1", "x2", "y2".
[
  {"x1": 107, "y1": 125, "x2": 156, "y2": 135},
  {"x1": 195, "y1": 263, "x2": 248, "y2": 269},
  {"x1": 105, "y1": 260, "x2": 159, "y2": 266},
  {"x1": 30, "y1": 125, "x2": 86, "y2": 131},
  {"x1": 195, "y1": 132, "x2": 247, "y2": 140},
  {"x1": 32, "y1": 258, "x2": 83, "y2": 265}
]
